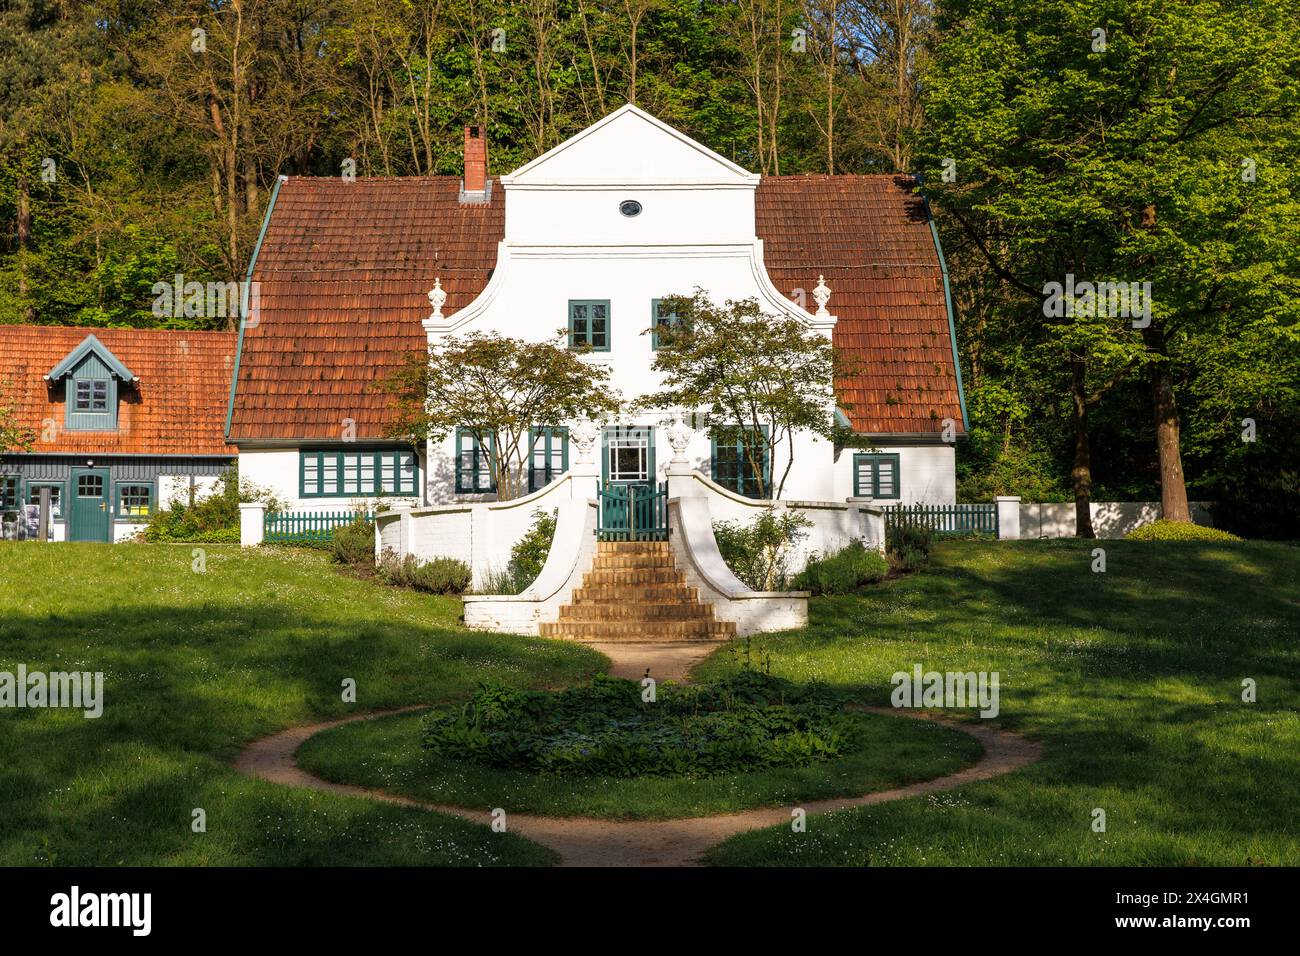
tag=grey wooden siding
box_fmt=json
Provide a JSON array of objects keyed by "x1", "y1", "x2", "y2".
[{"x1": 1, "y1": 455, "x2": 233, "y2": 483}]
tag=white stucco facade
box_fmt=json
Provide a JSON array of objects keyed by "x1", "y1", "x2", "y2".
[
  {"x1": 418, "y1": 105, "x2": 956, "y2": 510},
  {"x1": 235, "y1": 105, "x2": 960, "y2": 516}
]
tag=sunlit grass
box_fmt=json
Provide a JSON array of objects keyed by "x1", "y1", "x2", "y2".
[
  {"x1": 701, "y1": 540, "x2": 1300, "y2": 866},
  {"x1": 0, "y1": 543, "x2": 603, "y2": 866}
]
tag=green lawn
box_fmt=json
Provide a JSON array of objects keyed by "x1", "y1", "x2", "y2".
[
  {"x1": 697, "y1": 539, "x2": 1300, "y2": 866},
  {"x1": 296, "y1": 705, "x2": 982, "y2": 820},
  {"x1": 0, "y1": 543, "x2": 603, "y2": 866},
  {"x1": 3, "y1": 538, "x2": 1296, "y2": 867}
]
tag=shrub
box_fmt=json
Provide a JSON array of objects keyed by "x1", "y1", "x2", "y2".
[
  {"x1": 794, "y1": 542, "x2": 889, "y2": 595},
  {"x1": 142, "y1": 465, "x2": 286, "y2": 543},
  {"x1": 409, "y1": 555, "x2": 473, "y2": 594},
  {"x1": 421, "y1": 671, "x2": 857, "y2": 778},
  {"x1": 713, "y1": 508, "x2": 812, "y2": 591},
  {"x1": 1125, "y1": 519, "x2": 1242, "y2": 542},
  {"x1": 330, "y1": 517, "x2": 376, "y2": 568},
  {"x1": 509, "y1": 509, "x2": 557, "y2": 587},
  {"x1": 376, "y1": 550, "x2": 472, "y2": 593},
  {"x1": 886, "y1": 523, "x2": 933, "y2": 572}
]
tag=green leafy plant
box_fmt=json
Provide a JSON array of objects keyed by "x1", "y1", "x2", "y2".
[
  {"x1": 509, "y1": 509, "x2": 557, "y2": 586},
  {"x1": 375, "y1": 550, "x2": 472, "y2": 594},
  {"x1": 142, "y1": 466, "x2": 284, "y2": 543},
  {"x1": 794, "y1": 542, "x2": 889, "y2": 595},
  {"x1": 330, "y1": 517, "x2": 376, "y2": 568},
  {"x1": 886, "y1": 523, "x2": 933, "y2": 572},
  {"x1": 421, "y1": 672, "x2": 857, "y2": 778},
  {"x1": 713, "y1": 508, "x2": 812, "y2": 590},
  {"x1": 1125, "y1": 520, "x2": 1242, "y2": 542},
  {"x1": 378, "y1": 333, "x2": 622, "y2": 500}
]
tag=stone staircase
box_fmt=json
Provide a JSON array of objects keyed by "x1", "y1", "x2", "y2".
[{"x1": 538, "y1": 540, "x2": 736, "y2": 642}]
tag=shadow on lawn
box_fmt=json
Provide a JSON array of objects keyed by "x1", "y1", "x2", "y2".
[
  {"x1": 796, "y1": 541, "x2": 1299, "y2": 681},
  {"x1": 0, "y1": 601, "x2": 602, "y2": 761}
]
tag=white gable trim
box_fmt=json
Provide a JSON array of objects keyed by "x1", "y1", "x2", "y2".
[{"x1": 500, "y1": 104, "x2": 760, "y2": 187}]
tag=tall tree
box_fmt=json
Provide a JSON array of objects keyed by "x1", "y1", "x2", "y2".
[{"x1": 919, "y1": 0, "x2": 1300, "y2": 525}]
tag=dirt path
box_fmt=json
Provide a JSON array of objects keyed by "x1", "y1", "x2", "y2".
[{"x1": 232, "y1": 642, "x2": 1041, "y2": 867}]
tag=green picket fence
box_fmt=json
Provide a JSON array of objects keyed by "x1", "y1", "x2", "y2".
[
  {"x1": 883, "y1": 502, "x2": 998, "y2": 538},
  {"x1": 264, "y1": 510, "x2": 373, "y2": 544}
]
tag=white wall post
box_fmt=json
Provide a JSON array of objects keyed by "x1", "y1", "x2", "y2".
[
  {"x1": 848, "y1": 496, "x2": 886, "y2": 554},
  {"x1": 239, "y1": 502, "x2": 266, "y2": 547},
  {"x1": 995, "y1": 496, "x2": 1022, "y2": 540}
]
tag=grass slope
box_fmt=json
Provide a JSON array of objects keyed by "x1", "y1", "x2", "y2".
[
  {"x1": 699, "y1": 540, "x2": 1300, "y2": 866},
  {"x1": 0, "y1": 543, "x2": 603, "y2": 866},
  {"x1": 297, "y1": 706, "x2": 982, "y2": 820}
]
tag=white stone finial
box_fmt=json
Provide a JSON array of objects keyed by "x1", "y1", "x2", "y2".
[
  {"x1": 666, "y1": 415, "x2": 694, "y2": 463},
  {"x1": 813, "y1": 274, "x2": 832, "y2": 317},
  {"x1": 427, "y1": 278, "x2": 447, "y2": 321},
  {"x1": 570, "y1": 418, "x2": 599, "y2": 464}
]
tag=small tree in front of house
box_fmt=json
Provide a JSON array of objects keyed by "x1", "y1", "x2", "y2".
[
  {"x1": 379, "y1": 332, "x2": 622, "y2": 500},
  {"x1": 1, "y1": 379, "x2": 33, "y2": 453},
  {"x1": 638, "y1": 290, "x2": 843, "y2": 500}
]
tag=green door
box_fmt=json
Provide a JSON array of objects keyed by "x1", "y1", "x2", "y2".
[{"x1": 69, "y1": 468, "x2": 111, "y2": 542}]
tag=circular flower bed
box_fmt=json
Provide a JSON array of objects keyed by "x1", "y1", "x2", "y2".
[{"x1": 421, "y1": 672, "x2": 858, "y2": 777}]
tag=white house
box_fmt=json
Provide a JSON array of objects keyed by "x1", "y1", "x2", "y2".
[
  {"x1": 227, "y1": 105, "x2": 967, "y2": 515},
  {"x1": 227, "y1": 106, "x2": 968, "y2": 637}
]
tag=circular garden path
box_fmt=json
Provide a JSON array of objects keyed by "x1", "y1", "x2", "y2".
[{"x1": 232, "y1": 641, "x2": 1041, "y2": 867}]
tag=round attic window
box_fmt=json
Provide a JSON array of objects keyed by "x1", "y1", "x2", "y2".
[{"x1": 619, "y1": 199, "x2": 643, "y2": 217}]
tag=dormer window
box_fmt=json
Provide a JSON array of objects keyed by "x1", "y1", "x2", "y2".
[
  {"x1": 75, "y1": 379, "x2": 110, "y2": 412},
  {"x1": 45, "y1": 334, "x2": 136, "y2": 433}
]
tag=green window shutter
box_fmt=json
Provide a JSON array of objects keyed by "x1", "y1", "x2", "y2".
[
  {"x1": 852, "y1": 453, "x2": 901, "y2": 499},
  {"x1": 650, "y1": 299, "x2": 683, "y2": 351},
  {"x1": 301, "y1": 449, "x2": 418, "y2": 497},
  {"x1": 456, "y1": 428, "x2": 497, "y2": 493},
  {"x1": 710, "y1": 428, "x2": 770, "y2": 499},
  {"x1": 568, "y1": 300, "x2": 610, "y2": 351},
  {"x1": 529, "y1": 427, "x2": 569, "y2": 492}
]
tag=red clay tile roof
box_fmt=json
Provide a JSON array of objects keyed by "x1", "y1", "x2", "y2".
[
  {"x1": 227, "y1": 175, "x2": 503, "y2": 442},
  {"x1": 229, "y1": 172, "x2": 963, "y2": 441},
  {"x1": 757, "y1": 174, "x2": 965, "y2": 436},
  {"x1": 0, "y1": 326, "x2": 237, "y2": 456}
]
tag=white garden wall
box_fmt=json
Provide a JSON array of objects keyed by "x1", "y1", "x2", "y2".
[{"x1": 1017, "y1": 500, "x2": 1216, "y2": 539}]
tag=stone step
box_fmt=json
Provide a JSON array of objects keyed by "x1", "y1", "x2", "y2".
[
  {"x1": 596, "y1": 540, "x2": 672, "y2": 554},
  {"x1": 558, "y1": 601, "x2": 715, "y2": 623},
  {"x1": 588, "y1": 552, "x2": 678, "y2": 571},
  {"x1": 539, "y1": 619, "x2": 736, "y2": 642},
  {"x1": 571, "y1": 583, "x2": 700, "y2": 604},
  {"x1": 581, "y1": 567, "x2": 686, "y2": 587}
]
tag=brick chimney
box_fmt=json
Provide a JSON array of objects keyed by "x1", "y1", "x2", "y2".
[{"x1": 462, "y1": 125, "x2": 487, "y2": 198}]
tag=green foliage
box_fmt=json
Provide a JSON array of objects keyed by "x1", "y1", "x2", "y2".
[
  {"x1": 379, "y1": 333, "x2": 621, "y2": 500},
  {"x1": 712, "y1": 508, "x2": 812, "y2": 591},
  {"x1": 793, "y1": 542, "x2": 889, "y2": 595},
  {"x1": 639, "y1": 290, "x2": 842, "y2": 499},
  {"x1": 421, "y1": 672, "x2": 857, "y2": 778},
  {"x1": 507, "y1": 509, "x2": 557, "y2": 588},
  {"x1": 0, "y1": 378, "x2": 33, "y2": 452},
  {"x1": 330, "y1": 517, "x2": 375, "y2": 568},
  {"x1": 376, "y1": 551, "x2": 472, "y2": 594},
  {"x1": 886, "y1": 523, "x2": 933, "y2": 571},
  {"x1": 141, "y1": 467, "x2": 284, "y2": 543},
  {"x1": 923, "y1": 0, "x2": 1300, "y2": 517},
  {"x1": 1125, "y1": 520, "x2": 1242, "y2": 543}
]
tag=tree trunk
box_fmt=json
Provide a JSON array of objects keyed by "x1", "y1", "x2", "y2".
[
  {"x1": 1141, "y1": 325, "x2": 1191, "y2": 521},
  {"x1": 16, "y1": 169, "x2": 35, "y2": 321},
  {"x1": 1069, "y1": 354, "x2": 1096, "y2": 538}
]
